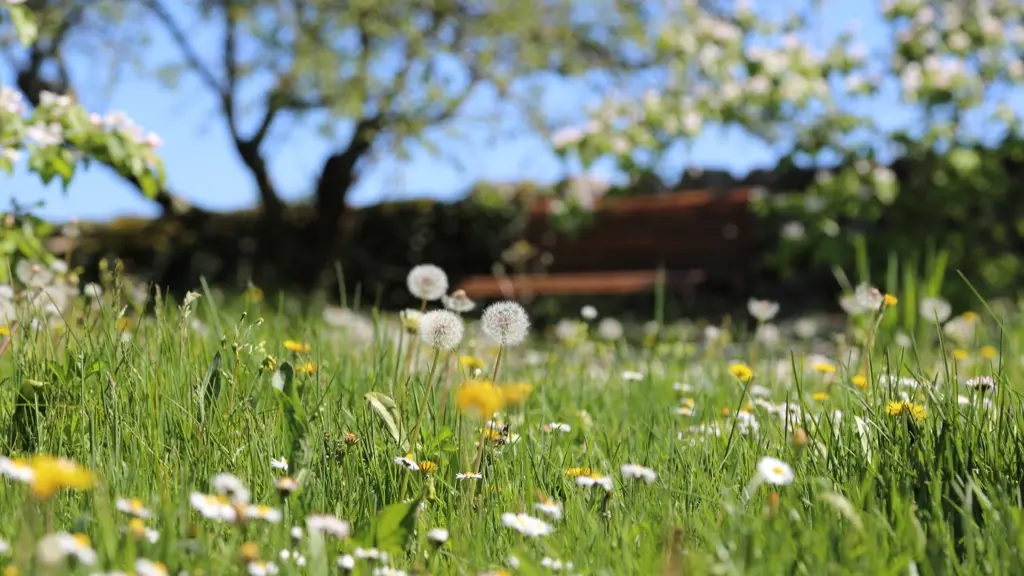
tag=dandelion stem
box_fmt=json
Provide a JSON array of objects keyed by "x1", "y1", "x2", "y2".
[{"x1": 408, "y1": 349, "x2": 441, "y2": 452}]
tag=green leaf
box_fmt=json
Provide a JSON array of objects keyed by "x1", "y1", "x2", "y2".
[
  {"x1": 371, "y1": 498, "x2": 421, "y2": 554},
  {"x1": 8, "y1": 5, "x2": 39, "y2": 46},
  {"x1": 364, "y1": 391, "x2": 406, "y2": 451},
  {"x1": 138, "y1": 173, "x2": 159, "y2": 198}
]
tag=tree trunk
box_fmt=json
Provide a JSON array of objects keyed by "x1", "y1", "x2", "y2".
[{"x1": 310, "y1": 119, "x2": 377, "y2": 288}]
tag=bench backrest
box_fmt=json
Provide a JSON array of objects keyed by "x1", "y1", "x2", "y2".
[{"x1": 524, "y1": 189, "x2": 756, "y2": 279}]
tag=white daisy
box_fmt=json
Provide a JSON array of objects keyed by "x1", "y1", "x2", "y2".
[
  {"x1": 270, "y1": 457, "x2": 288, "y2": 472},
  {"x1": 306, "y1": 514, "x2": 351, "y2": 538},
  {"x1": 115, "y1": 497, "x2": 152, "y2": 519},
  {"x1": 534, "y1": 499, "x2": 563, "y2": 520},
  {"x1": 756, "y1": 457, "x2": 795, "y2": 486},
  {"x1": 426, "y1": 527, "x2": 449, "y2": 545},
  {"x1": 501, "y1": 512, "x2": 554, "y2": 537},
  {"x1": 620, "y1": 464, "x2": 657, "y2": 484}
]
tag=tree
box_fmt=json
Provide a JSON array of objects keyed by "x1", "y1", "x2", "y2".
[{"x1": 4, "y1": 0, "x2": 662, "y2": 286}]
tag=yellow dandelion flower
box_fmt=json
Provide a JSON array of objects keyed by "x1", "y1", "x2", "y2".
[
  {"x1": 28, "y1": 455, "x2": 95, "y2": 500},
  {"x1": 297, "y1": 361, "x2": 317, "y2": 375},
  {"x1": 481, "y1": 428, "x2": 504, "y2": 441},
  {"x1": 979, "y1": 345, "x2": 999, "y2": 360},
  {"x1": 564, "y1": 467, "x2": 593, "y2": 478},
  {"x1": 284, "y1": 340, "x2": 311, "y2": 353},
  {"x1": 811, "y1": 392, "x2": 830, "y2": 401},
  {"x1": 0, "y1": 326, "x2": 9, "y2": 337},
  {"x1": 418, "y1": 461, "x2": 438, "y2": 474},
  {"x1": 459, "y1": 355, "x2": 485, "y2": 371},
  {"x1": 239, "y1": 541, "x2": 261, "y2": 563},
  {"x1": 500, "y1": 383, "x2": 533, "y2": 406},
  {"x1": 262, "y1": 355, "x2": 277, "y2": 371},
  {"x1": 812, "y1": 362, "x2": 836, "y2": 374},
  {"x1": 852, "y1": 375, "x2": 868, "y2": 388},
  {"x1": 886, "y1": 401, "x2": 926, "y2": 422},
  {"x1": 721, "y1": 406, "x2": 731, "y2": 416},
  {"x1": 455, "y1": 380, "x2": 505, "y2": 419},
  {"x1": 952, "y1": 349, "x2": 969, "y2": 361},
  {"x1": 961, "y1": 311, "x2": 980, "y2": 322},
  {"x1": 246, "y1": 285, "x2": 264, "y2": 302},
  {"x1": 683, "y1": 397, "x2": 696, "y2": 408},
  {"x1": 728, "y1": 363, "x2": 753, "y2": 382},
  {"x1": 116, "y1": 317, "x2": 135, "y2": 332},
  {"x1": 883, "y1": 294, "x2": 898, "y2": 307}
]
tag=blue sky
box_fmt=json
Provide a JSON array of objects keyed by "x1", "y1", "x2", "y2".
[{"x1": 2, "y1": 1, "x2": 890, "y2": 223}]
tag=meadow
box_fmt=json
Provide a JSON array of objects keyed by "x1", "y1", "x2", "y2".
[{"x1": 1, "y1": 261, "x2": 1024, "y2": 575}]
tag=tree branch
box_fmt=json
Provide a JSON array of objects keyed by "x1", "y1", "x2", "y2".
[{"x1": 143, "y1": 0, "x2": 225, "y2": 98}]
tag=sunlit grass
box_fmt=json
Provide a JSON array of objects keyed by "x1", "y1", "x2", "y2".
[{"x1": 1, "y1": 268, "x2": 1024, "y2": 574}]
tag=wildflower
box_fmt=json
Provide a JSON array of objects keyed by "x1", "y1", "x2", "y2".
[
  {"x1": 296, "y1": 361, "x2": 316, "y2": 375},
  {"x1": 442, "y1": 289, "x2": 476, "y2": 313},
  {"x1": 792, "y1": 429, "x2": 809, "y2": 447},
  {"x1": 542, "y1": 422, "x2": 571, "y2": 433},
  {"x1": 754, "y1": 323, "x2": 781, "y2": 347},
  {"x1": 407, "y1": 264, "x2": 449, "y2": 301},
  {"x1": 944, "y1": 316, "x2": 976, "y2": 343},
  {"x1": 747, "y1": 298, "x2": 780, "y2": 322},
  {"x1": 115, "y1": 497, "x2": 152, "y2": 519},
  {"x1": 240, "y1": 542, "x2": 261, "y2": 564},
  {"x1": 245, "y1": 505, "x2": 283, "y2": 523},
  {"x1": 127, "y1": 518, "x2": 160, "y2": 543},
  {"x1": 426, "y1": 527, "x2": 449, "y2": 545},
  {"x1": 15, "y1": 260, "x2": 54, "y2": 288},
  {"x1": 283, "y1": 340, "x2": 311, "y2": 353},
  {"x1": 883, "y1": 294, "x2": 898, "y2": 307},
  {"x1": 337, "y1": 555, "x2": 356, "y2": 572},
  {"x1": 211, "y1": 472, "x2": 250, "y2": 504},
  {"x1": 418, "y1": 461, "x2": 438, "y2": 474},
  {"x1": 811, "y1": 361, "x2": 836, "y2": 374},
  {"x1": 576, "y1": 474, "x2": 613, "y2": 491},
  {"x1": 400, "y1": 309, "x2": 422, "y2": 332},
  {"x1": 966, "y1": 376, "x2": 996, "y2": 391},
  {"x1": 793, "y1": 317, "x2": 818, "y2": 339},
  {"x1": 456, "y1": 472, "x2": 482, "y2": 480},
  {"x1": 854, "y1": 283, "x2": 884, "y2": 311},
  {"x1": 501, "y1": 512, "x2": 554, "y2": 537},
  {"x1": 534, "y1": 499, "x2": 563, "y2": 520},
  {"x1": 564, "y1": 467, "x2": 593, "y2": 478},
  {"x1": 305, "y1": 514, "x2": 351, "y2": 538},
  {"x1": 354, "y1": 547, "x2": 388, "y2": 561},
  {"x1": 597, "y1": 317, "x2": 623, "y2": 340},
  {"x1": 675, "y1": 405, "x2": 695, "y2": 417},
  {"x1": 541, "y1": 558, "x2": 575, "y2": 571},
  {"x1": 37, "y1": 532, "x2": 97, "y2": 566},
  {"x1": 620, "y1": 464, "x2": 657, "y2": 484},
  {"x1": 952, "y1": 349, "x2": 970, "y2": 361},
  {"x1": 344, "y1": 432, "x2": 359, "y2": 445},
  {"x1": 247, "y1": 561, "x2": 279, "y2": 575},
  {"x1": 811, "y1": 392, "x2": 830, "y2": 401},
  {"x1": 83, "y1": 283, "x2": 104, "y2": 299},
  {"x1": 418, "y1": 310, "x2": 465, "y2": 350},
  {"x1": 394, "y1": 455, "x2": 419, "y2": 471},
  {"x1": 25, "y1": 455, "x2": 94, "y2": 500},
  {"x1": 481, "y1": 301, "x2": 530, "y2": 347},
  {"x1": 755, "y1": 457, "x2": 795, "y2": 486},
  {"x1": 460, "y1": 355, "x2": 485, "y2": 372},
  {"x1": 580, "y1": 305, "x2": 598, "y2": 320},
  {"x1": 456, "y1": 381, "x2": 506, "y2": 419},
  {"x1": 500, "y1": 382, "x2": 533, "y2": 406},
  {"x1": 728, "y1": 363, "x2": 754, "y2": 382},
  {"x1": 275, "y1": 476, "x2": 299, "y2": 497},
  {"x1": 852, "y1": 375, "x2": 868, "y2": 388},
  {"x1": 886, "y1": 401, "x2": 927, "y2": 422},
  {"x1": 919, "y1": 297, "x2": 952, "y2": 323},
  {"x1": 129, "y1": 558, "x2": 168, "y2": 576},
  {"x1": 270, "y1": 457, "x2": 288, "y2": 472},
  {"x1": 979, "y1": 345, "x2": 999, "y2": 360},
  {"x1": 190, "y1": 493, "x2": 238, "y2": 522},
  {"x1": 621, "y1": 370, "x2": 644, "y2": 381},
  {"x1": 0, "y1": 457, "x2": 34, "y2": 483}
]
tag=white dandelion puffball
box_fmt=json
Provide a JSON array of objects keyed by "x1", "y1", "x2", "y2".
[
  {"x1": 418, "y1": 310, "x2": 464, "y2": 350},
  {"x1": 747, "y1": 298, "x2": 780, "y2": 322},
  {"x1": 406, "y1": 264, "x2": 449, "y2": 301},
  {"x1": 919, "y1": 296, "x2": 952, "y2": 324},
  {"x1": 481, "y1": 301, "x2": 530, "y2": 347},
  {"x1": 756, "y1": 456, "x2": 795, "y2": 486},
  {"x1": 442, "y1": 289, "x2": 476, "y2": 313}
]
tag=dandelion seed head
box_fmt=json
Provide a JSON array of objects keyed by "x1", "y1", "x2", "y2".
[
  {"x1": 406, "y1": 264, "x2": 449, "y2": 301},
  {"x1": 418, "y1": 310, "x2": 464, "y2": 350},
  {"x1": 481, "y1": 301, "x2": 530, "y2": 347}
]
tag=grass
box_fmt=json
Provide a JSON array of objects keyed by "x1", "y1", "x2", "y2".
[{"x1": 2, "y1": 274, "x2": 1024, "y2": 575}]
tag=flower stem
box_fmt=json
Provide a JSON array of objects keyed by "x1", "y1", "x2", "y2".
[{"x1": 407, "y1": 349, "x2": 441, "y2": 452}]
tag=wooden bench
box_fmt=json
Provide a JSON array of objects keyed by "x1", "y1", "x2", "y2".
[{"x1": 456, "y1": 188, "x2": 755, "y2": 299}]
